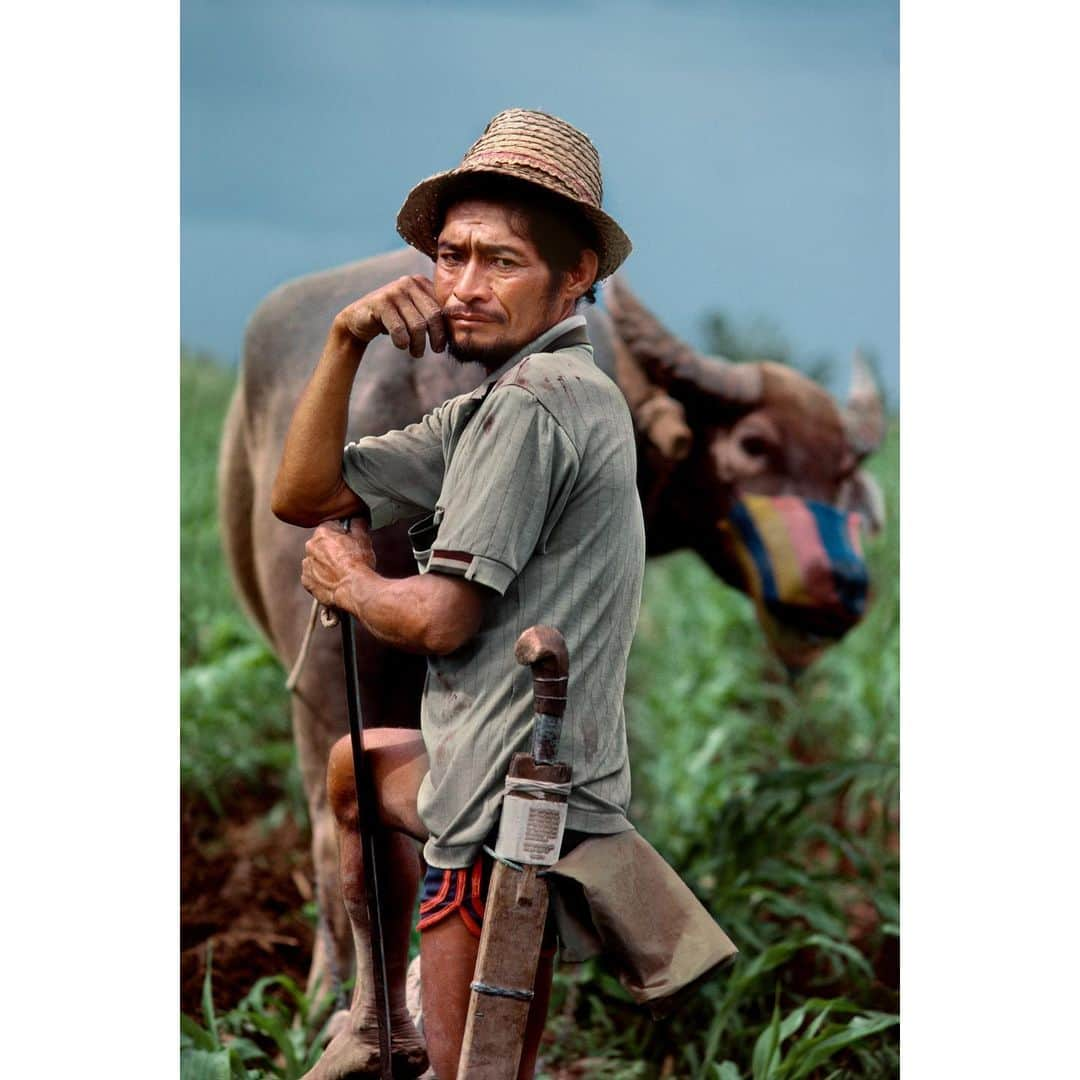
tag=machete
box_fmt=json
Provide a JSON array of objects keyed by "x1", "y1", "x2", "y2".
[{"x1": 456, "y1": 625, "x2": 573, "y2": 1078}]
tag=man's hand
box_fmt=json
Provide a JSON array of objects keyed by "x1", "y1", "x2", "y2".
[
  {"x1": 301, "y1": 520, "x2": 377, "y2": 610},
  {"x1": 335, "y1": 275, "x2": 448, "y2": 359},
  {"x1": 301, "y1": 519, "x2": 489, "y2": 654}
]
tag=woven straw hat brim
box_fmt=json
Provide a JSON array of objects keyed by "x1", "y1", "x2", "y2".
[{"x1": 396, "y1": 164, "x2": 632, "y2": 282}]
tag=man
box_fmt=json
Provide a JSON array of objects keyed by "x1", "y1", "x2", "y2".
[{"x1": 272, "y1": 109, "x2": 733, "y2": 1080}]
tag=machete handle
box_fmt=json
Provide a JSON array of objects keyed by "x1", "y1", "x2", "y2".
[{"x1": 514, "y1": 626, "x2": 569, "y2": 718}]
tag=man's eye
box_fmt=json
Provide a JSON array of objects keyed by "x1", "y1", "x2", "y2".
[
  {"x1": 493, "y1": 257, "x2": 515, "y2": 269},
  {"x1": 439, "y1": 251, "x2": 461, "y2": 265}
]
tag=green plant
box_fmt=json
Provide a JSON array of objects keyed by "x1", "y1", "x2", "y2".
[
  {"x1": 181, "y1": 945, "x2": 340, "y2": 1080},
  {"x1": 181, "y1": 352, "x2": 297, "y2": 815}
]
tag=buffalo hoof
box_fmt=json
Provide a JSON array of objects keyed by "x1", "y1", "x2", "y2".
[
  {"x1": 325, "y1": 1009, "x2": 351, "y2": 1041},
  {"x1": 303, "y1": 1012, "x2": 428, "y2": 1080}
]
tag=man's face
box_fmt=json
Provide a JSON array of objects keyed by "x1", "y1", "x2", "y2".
[{"x1": 434, "y1": 199, "x2": 575, "y2": 370}]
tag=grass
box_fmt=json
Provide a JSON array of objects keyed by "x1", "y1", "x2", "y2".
[
  {"x1": 181, "y1": 353, "x2": 899, "y2": 1078},
  {"x1": 180, "y1": 352, "x2": 300, "y2": 816}
]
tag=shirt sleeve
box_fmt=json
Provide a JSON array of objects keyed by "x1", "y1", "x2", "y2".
[
  {"x1": 427, "y1": 386, "x2": 580, "y2": 595},
  {"x1": 341, "y1": 406, "x2": 446, "y2": 529}
]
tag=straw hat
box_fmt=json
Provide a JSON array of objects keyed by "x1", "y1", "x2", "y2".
[{"x1": 396, "y1": 108, "x2": 632, "y2": 281}]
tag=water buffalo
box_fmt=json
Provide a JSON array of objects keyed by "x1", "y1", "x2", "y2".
[{"x1": 217, "y1": 245, "x2": 885, "y2": 997}]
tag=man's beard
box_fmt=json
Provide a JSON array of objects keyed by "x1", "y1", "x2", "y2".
[
  {"x1": 445, "y1": 285, "x2": 564, "y2": 371},
  {"x1": 445, "y1": 334, "x2": 521, "y2": 372}
]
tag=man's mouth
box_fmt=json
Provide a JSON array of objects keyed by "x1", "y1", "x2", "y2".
[{"x1": 447, "y1": 312, "x2": 498, "y2": 325}]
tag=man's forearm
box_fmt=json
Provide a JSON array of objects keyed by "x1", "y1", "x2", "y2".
[
  {"x1": 271, "y1": 322, "x2": 366, "y2": 525},
  {"x1": 333, "y1": 563, "x2": 484, "y2": 657},
  {"x1": 272, "y1": 275, "x2": 449, "y2": 527}
]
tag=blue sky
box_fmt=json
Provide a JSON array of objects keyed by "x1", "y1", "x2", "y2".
[{"x1": 182, "y1": 0, "x2": 898, "y2": 402}]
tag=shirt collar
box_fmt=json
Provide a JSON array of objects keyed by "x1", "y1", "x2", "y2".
[{"x1": 478, "y1": 313, "x2": 590, "y2": 391}]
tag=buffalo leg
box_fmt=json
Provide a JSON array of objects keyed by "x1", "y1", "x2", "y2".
[
  {"x1": 288, "y1": 685, "x2": 354, "y2": 1003},
  {"x1": 302, "y1": 729, "x2": 429, "y2": 1080}
]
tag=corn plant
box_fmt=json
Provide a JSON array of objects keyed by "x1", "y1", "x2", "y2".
[{"x1": 181, "y1": 945, "x2": 340, "y2": 1080}]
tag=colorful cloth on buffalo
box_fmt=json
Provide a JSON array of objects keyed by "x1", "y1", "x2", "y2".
[{"x1": 720, "y1": 494, "x2": 869, "y2": 672}]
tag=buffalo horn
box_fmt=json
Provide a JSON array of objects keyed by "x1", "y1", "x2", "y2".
[
  {"x1": 843, "y1": 350, "x2": 886, "y2": 459},
  {"x1": 605, "y1": 276, "x2": 762, "y2": 406},
  {"x1": 609, "y1": 325, "x2": 692, "y2": 462}
]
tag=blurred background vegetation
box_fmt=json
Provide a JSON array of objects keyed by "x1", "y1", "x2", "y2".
[{"x1": 181, "y1": 312, "x2": 899, "y2": 1078}]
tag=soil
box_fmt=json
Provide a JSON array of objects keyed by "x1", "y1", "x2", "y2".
[{"x1": 181, "y1": 784, "x2": 316, "y2": 1017}]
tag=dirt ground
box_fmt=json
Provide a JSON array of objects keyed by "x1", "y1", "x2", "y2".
[{"x1": 181, "y1": 786, "x2": 316, "y2": 1017}]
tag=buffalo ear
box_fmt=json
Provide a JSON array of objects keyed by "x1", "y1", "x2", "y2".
[
  {"x1": 605, "y1": 276, "x2": 762, "y2": 406},
  {"x1": 836, "y1": 468, "x2": 886, "y2": 536},
  {"x1": 843, "y1": 351, "x2": 886, "y2": 461}
]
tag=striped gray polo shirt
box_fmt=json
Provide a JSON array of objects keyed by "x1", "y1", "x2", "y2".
[{"x1": 342, "y1": 315, "x2": 645, "y2": 868}]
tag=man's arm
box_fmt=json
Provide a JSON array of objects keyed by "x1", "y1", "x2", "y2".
[
  {"x1": 271, "y1": 275, "x2": 449, "y2": 527},
  {"x1": 301, "y1": 520, "x2": 487, "y2": 655}
]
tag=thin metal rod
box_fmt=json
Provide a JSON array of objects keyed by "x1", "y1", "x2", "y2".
[{"x1": 339, "y1": 609, "x2": 393, "y2": 1080}]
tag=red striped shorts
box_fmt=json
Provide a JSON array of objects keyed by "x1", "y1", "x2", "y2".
[
  {"x1": 417, "y1": 854, "x2": 492, "y2": 938},
  {"x1": 418, "y1": 840, "x2": 583, "y2": 957}
]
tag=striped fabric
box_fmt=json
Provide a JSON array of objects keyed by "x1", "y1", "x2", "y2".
[
  {"x1": 417, "y1": 859, "x2": 489, "y2": 938},
  {"x1": 720, "y1": 494, "x2": 869, "y2": 671}
]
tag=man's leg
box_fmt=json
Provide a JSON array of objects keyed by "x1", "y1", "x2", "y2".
[
  {"x1": 419, "y1": 891, "x2": 556, "y2": 1080},
  {"x1": 303, "y1": 728, "x2": 430, "y2": 1080}
]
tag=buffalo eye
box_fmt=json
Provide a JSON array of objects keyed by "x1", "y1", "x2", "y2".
[{"x1": 739, "y1": 435, "x2": 771, "y2": 458}]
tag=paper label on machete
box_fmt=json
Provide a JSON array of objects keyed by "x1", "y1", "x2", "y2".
[{"x1": 494, "y1": 794, "x2": 568, "y2": 866}]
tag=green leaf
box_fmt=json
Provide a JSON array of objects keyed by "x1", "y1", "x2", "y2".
[
  {"x1": 801, "y1": 932, "x2": 875, "y2": 980},
  {"x1": 698, "y1": 993, "x2": 734, "y2": 1071},
  {"x1": 753, "y1": 1000, "x2": 811, "y2": 1080},
  {"x1": 180, "y1": 1048, "x2": 231, "y2": 1080},
  {"x1": 731, "y1": 937, "x2": 803, "y2": 990},
  {"x1": 786, "y1": 1013, "x2": 899, "y2": 1079},
  {"x1": 803, "y1": 1001, "x2": 834, "y2": 1041},
  {"x1": 201, "y1": 943, "x2": 220, "y2": 1048},
  {"x1": 247, "y1": 1010, "x2": 300, "y2": 1076},
  {"x1": 596, "y1": 972, "x2": 636, "y2": 1004},
  {"x1": 221, "y1": 1036, "x2": 270, "y2": 1066},
  {"x1": 714, "y1": 1063, "x2": 742, "y2": 1080},
  {"x1": 751, "y1": 999, "x2": 784, "y2": 1080},
  {"x1": 777, "y1": 1006, "x2": 808, "y2": 1046},
  {"x1": 239, "y1": 973, "x2": 309, "y2": 1025},
  {"x1": 181, "y1": 1013, "x2": 215, "y2": 1052}
]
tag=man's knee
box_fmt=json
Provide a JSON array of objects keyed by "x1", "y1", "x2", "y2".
[
  {"x1": 328, "y1": 729, "x2": 427, "y2": 840},
  {"x1": 326, "y1": 735, "x2": 359, "y2": 828}
]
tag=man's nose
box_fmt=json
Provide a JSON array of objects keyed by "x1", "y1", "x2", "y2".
[{"x1": 453, "y1": 257, "x2": 491, "y2": 303}]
